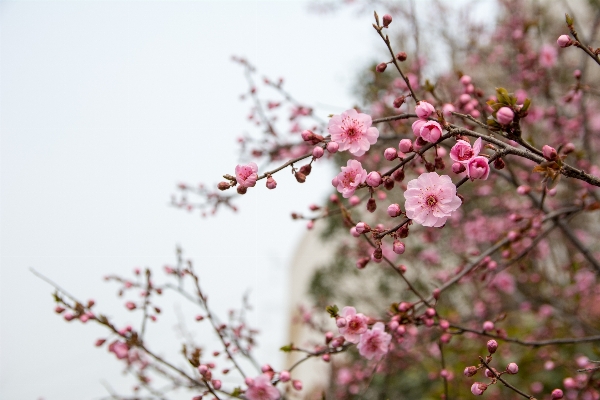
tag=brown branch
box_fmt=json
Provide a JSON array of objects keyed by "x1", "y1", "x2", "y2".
[{"x1": 478, "y1": 356, "x2": 535, "y2": 399}]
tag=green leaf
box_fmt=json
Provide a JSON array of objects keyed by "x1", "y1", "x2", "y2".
[
  {"x1": 325, "y1": 304, "x2": 339, "y2": 318},
  {"x1": 280, "y1": 343, "x2": 294, "y2": 352},
  {"x1": 521, "y1": 98, "x2": 531, "y2": 112}
]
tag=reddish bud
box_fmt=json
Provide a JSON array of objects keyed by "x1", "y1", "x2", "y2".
[
  {"x1": 396, "y1": 52, "x2": 407, "y2": 62},
  {"x1": 482, "y1": 321, "x2": 494, "y2": 331},
  {"x1": 464, "y1": 366, "x2": 477, "y2": 377},
  {"x1": 376, "y1": 62, "x2": 387, "y2": 73},
  {"x1": 384, "y1": 177, "x2": 395, "y2": 190},
  {"x1": 382, "y1": 14, "x2": 392, "y2": 27},
  {"x1": 212, "y1": 380, "x2": 222, "y2": 390},
  {"x1": 266, "y1": 176, "x2": 277, "y2": 189},
  {"x1": 55, "y1": 306, "x2": 65, "y2": 314},
  {"x1": 355, "y1": 222, "x2": 371, "y2": 234},
  {"x1": 356, "y1": 257, "x2": 370, "y2": 269},
  {"x1": 563, "y1": 142, "x2": 575, "y2": 154},
  {"x1": 322, "y1": 354, "x2": 330, "y2": 362},
  {"x1": 393, "y1": 96, "x2": 406, "y2": 108},
  {"x1": 218, "y1": 182, "x2": 231, "y2": 191},
  {"x1": 487, "y1": 339, "x2": 498, "y2": 354},
  {"x1": 493, "y1": 157, "x2": 505, "y2": 170},
  {"x1": 367, "y1": 198, "x2": 377, "y2": 213},
  {"x1": 471, "y1": 382, "x2": 487, "y2": 396},
  {"x1": 373, "y1": 247, "x2": 383, "y2": 260},
  {"x1": 336, "y1": 317, "x2": 347, "y2": 328},
  {"x1": 393, "y1": 240, "x2": 405, "y2": 254},
  {"x1": 95, "y1": 338, "x2": 106, "y2": 347},
  {"x1": 392, "y1": 169, "x2": 405, "y2": 182},
  {"x1": 299, "y1": 164, "x2": 312, "y2": 176},
  {"x1": 237, "y1": 186, "x2": 247, "y2": 195},
  {"x1": 295, "y1": 172, "x2": 306, "y2": 183}
]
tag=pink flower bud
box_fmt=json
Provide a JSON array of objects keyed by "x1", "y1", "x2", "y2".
[
  {"x1": 301, "y1": 130, "x2": 314, "y2": 142},
  {"x1": 261, "y1": 364, "x2": 273, "y2": 373},
  {"x1": 485, "y1": 368, "x2": 497, "y2": 378},
  {"x1": 398, "y1": 139, "x2": 413, "y2": 153},
  {"x1": 396, "y1": 52, "x2": 407, "y2": 62},
  {"x1": 411, "y1": 119, "x2": 427, "y2": 137},
  {"x1": 387, "y1": 203, "x2": 401, "y2": 217},
  {"x1": 212, "y1": 380, "x2": 222, "y2": 390},
  {"x1": 557, "y1": 35, "x2": 572, "y2": 48},
  {"x1": 292, "y1": 380, "x2": 303, "y2": 391},
  {"x1": 306, "y1": 221, "x2": 314, "y2": 230},
  {"x1": 266, "y1": 176, "x2": 277, "y2": 189},
  {"x1": 366, "y1": 171, "x2": 382, "y2": 187},
  {"x1": 442, "y1": 103, "x2": 455, "y2": 117},
  {"x1": 125, "y1": 301, "x2": 136, "y2": 310},
  {"x1": 326, "y1": 141, "x2": 339, "y2": 153},
  {"x1": 452, "y1": 162, "x2": 466, "y2": 174},
  {"x1": 349, "y1": 195, "x2": 361, "y2": 206},
  {"x1": 439, "y1": 319, "x2": 449, "y2": 330},
  {"x1": 95, "y1": 338, "x2": 106, "y2": 346},
  {"x1": 420, "y1": 121, "x2": 443, "y2": 143},
  {"x1": 563, "y1": 142, "x2": 575, "y2": 154},
  {"x1": 279, "y1": 370, "x2": 291, "y2": 382},
  {"x1": 467, "y1": 156, "x2": 490, "y2": 180},
  {"x1": 487, "y1": 339, "x2": 498, "y2": 354},
  {"x1": 244, "y1": 377, "x2": 254, "y2": 386},
  {"x1": 313, "y1": 146, "x2": 324, "y2": 159},
  {"x1": 425, "y1": 308, "x2": 435, "y2": 317},
  {"x1": 384, "y1": 147, "x2": 398, "y2": 161},
  {"x1": 551, "y1": 389, "x2": 564, "y2": 399},
  {"x1": 482, "y1": 321, "x2": 494, "y2": 331},
  {"x1": 322, "y1": 354, "x2": 330, "y2": 362},
  {"x1": 460, "y1": 75, "x2": 472, "y2": 85},
  {"x1": 356, "y1": 257, "x2": 370, "y2": 269},
  {"x1": 393, "y1": 96, "x2": 406, "y2": 108},
  {"x1": 350, "y1": 227, "x2": 360, "y2": 237},
  {"x1": 506, "y1": 362, "x2": 519, "y2": 374},
  {"x1": 494, "y1": 157, "x2": 505, "y2": 170},
  {"x1": 237, "y1": 185, "x2": 247, "y2": 195},
  {"x1": 382, "y1": 14, "x2": 392, "y2": 27},
  {"x1": 356, "y1": 222, "x2": 371, "y2": 234},
  {"x1": 496, "y1": 107, "x2": 514, "y2": 125},
  {"x1": 336, "y1": 317, "x2": 347, "y2": 328},
  {"x1": 542, "y1": 145, "x2": 558, "y2": 161},
  {"x1": 398, "y1": 302, "x2": 411, "y2": 312},
  {"x1": 195, "y1": 315, "x2": 204, "y2": 321},
  {"x1": 55, "y1": 306, "x2": 65, "y2": 314},
  {"x1": 464, "y1": 366, "x2": 477, "y2": 377},
  {"x1": 471, "y1": 383, "x2": 488, "y2": 396},
  {"x1": 416, "y1": 101, "x2": 435, "y2": 119},
  {"x1": 516, "y1": 185, "x2": 530, "y2": 195},
  {"x1": 459, "y1": 94, "x2": 471, "y2": 104},
  {"x1": 376, "y1": 63, "x2": 387, "y2": 73},
  {"x1": 393, "y1": 240, "x2": 406, "y2": 254},
  {"x1": 198, "y1": 365, "x2": 208, "y2": 375}
]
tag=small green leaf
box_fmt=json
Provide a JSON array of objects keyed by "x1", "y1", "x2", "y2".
[
  {"x1": 325, "y1": 304, "x2": 339, "y2": 318},
  {"x1": 280, "y1": 343, "x2": 294, "y2": 352},
  {"x1": 521, "y1": 98, "x2": 531, "y2": 112}
]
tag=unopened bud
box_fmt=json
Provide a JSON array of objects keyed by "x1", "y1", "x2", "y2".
[
  {"x1": 434, "y1": 157, "x2": 445, "y2": 170},
  {"x1": 295, "y1": 172, "x2": 306, "y2": 183},
  {"x1": 382, "y1": 14, "x2": 392, "y2": 27},
  {"x1": 487, "y1": 339, "x2": 498, "y2": 354},
  {"x1": 366, "y1": 171, "x2": 382, "y2": 187},
  {"x1": 384, "y1": 177, "x2": 395, "y2": 190},
  {"x1": 493, "y1": 157, "x2": 505, "y2": 170},
  {"x1": 299, "y1": 164, "x2": 312, "y2": 176},
  {"x1": 392, "y1": 169, "x2": 405, "y2": 182},
  {"x1": 563, "y1": 142, "x2": 575, "y2": 154},
  {"x1": 326, "y1": 141, "x2": 339, "y2": 153},
  {"x1": 266, "y1": 176, "x2": 277, "y2": 189},
  {"x1": 464, "y1": 366, "x2": 477, "y2": 377},
  {"x1": 212, "y1": 380, "x2": 222, "y2": 390},
  {"x1": 279, "y1": 371, "x2": 291, "y2": 382},
  {"x1": 355, "y1": 222, "x2": 371, "y2": 233},
  {"x1": 471, "y1": 382, "x2": 488, "y2": 396},
  {"x1": 482, "y1": 321, "x2": 494, "y2": 331},
  {"x1": 387, "y1": 203, "x2": 401, "y2": 217},
  {"x1": 356, "y1": 257, "x2": 370, "y2": 269},
  {"x1": 373, "y1": 247, "x2": 383, "y2": 260},
  {"x1": 292, "y1": 380, "x2": 303, "y2": 391},
  {"x1": 313, "y1": 146, "x2": 324, "y2": 159},
  {"x1": 322, "y1": 354, "x2": 330, "y2": 362},
  {"x1": 506, "y1": 362, "x2": 519, "y2": 374},
  {"x1": 393, "y1": 240, "x2": 405, "y2": 254},
  {"x1": 218, "y1": 182, "x2": 231, "y2": 191},
  {"x1": 398, "y1": 139, "x2": 413, "y2": 153},
  {"x1": 542, "y1": 145, "x2": 558, "y2": 161},
  {"x1": 384, "y1": 147, "x2": 398, "y2": 161},
  {"x1": 336, "y1": 317, "x2": 347, "y2": 328},
  {"x1": 237, "y1": 186, "x2": 247, "y2": 195},
  {"x1": 398, "y1": 226, "x2": 409, "y2": 238},
  {"x1": 551, "y1": 389, "x2": 564, "y2": 399},
  {"x1": 367, "y1": 198, "x2": 377, "y2": 212},
  {"x1": 393, "y1": 96, "x2": 406, "y2": 108},
  {"x1": 396, "y1": 52, "x2": 407, "y2": 62},
  {"x1": 376, "y1": 62, "x2": 387, "y2": 73}
]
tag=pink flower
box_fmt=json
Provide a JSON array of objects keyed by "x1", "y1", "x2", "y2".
[
  {"x1": 540, "y1": 44, "x2": 557, "y2": 68},
  {"x1": 235, "y1": 163, "x2": 258, "y2": 188},
  {"x1": 328, "y1": 109, "x2": 379, "y2": 156},
  {"x1": 108, "y1": 341, "x2": 129, "y2": 360},
  {"x1": 357, "y1": 322, "x2": 391, "y2": 360},
  {"x1": 246, "y1": 374, "x2": 280, "y2": 400},
  {"x1": 496, "y1": 107, "x2": 514, "y2": 125},
  {"x1": 415, "y1": 101, "x2": 435, "y2": 119},
  {"x1": 450, "y1": 138, "x2": 482, "y2": 164},
  {"x1": 338, "y1": 306, "x2": 368, "y2": 343},
  {"x1": 404, "y1": 172, "x2": 462, "y2": 227},
  {"x1": 366, "y1": 171, "x2": 382, "y2": 187},
  {"x1": 467, "y1": 156, "x2": 490, "y2": 180},
  {"x1": 419, "y1": 121, "x2": 443, "y2": 143},
  {"x1": 334, "y1": 160, "x2": 368, "y2": 198},
  {"x1": 471, "y1": 383, "x2": 488, "y2": 396},
  {"x1": 399, "y1": 139, "x2": 413, "y2": 153},
  {"x1": 411, "y1": 119, "x2": 426, "y2": 137}
]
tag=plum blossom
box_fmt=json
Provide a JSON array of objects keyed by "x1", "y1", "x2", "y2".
[
  {"x1": 235, "y1": 162, "x2": 258, "y2": 188},
  {"x1": 539, "y1": 44, "x2": 557, "y2": 68},
  {"x1": 404, "y1": 172, "x2": 462, "y2": 227},
  {"x1": 337, "y1": 306, "x2": 368, "y2": 343},
  {"x1": 415, "y1": 101, "x2": 435, "y2": 119},
  {"x1": 328, "y1": 109, "x2": 379, "y2": 156},
  {"x1": 246, "y1": 374, "x2": 280, "y2": 400},
  {"x1": 332, "y1": 160, "x2": 368, "y2": 198},
  {"x1": 467, "y1": 156, "x2": 490, "y2": 180},
  {"x1": 420, "y1": 121, "x2": 443, "y2": 143},
  {"x1": 108, "y1": 341, "x2": 129, "y2": 360},
  {"x1": 357, "y1": 322, "x2": 391, "y2": 360},
  {"x1": 450, "y1": 138, "x2": 482, "y2": 164}
]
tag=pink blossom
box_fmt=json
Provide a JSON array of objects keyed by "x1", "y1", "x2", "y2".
[
  {"x1": 328, "y1": 109, "x2": 379, "y2": 156},
  {"x1": 540, "y1": 44, "x2": 557, "y2": 68},
  {"x1": 404, "y1": 172, "x2": 462, "y2": 227},
  {"x1": 387, "y1": 203, "x2": 401, "y2": 217},
  {"x1": 467, "y1": 156, "x2": 490, "y2": 180},
  {"x1": 235, "y1": 162, "x2": 258, "y2": 188},
  {"x1": 450, "y1": 138, "x2": 482, "y2": 164},
  {"x1": 496, "y1": 107, "x2": 514, "y2": 125},
  {"x1": 471, "y1": 383, "x2": 488, "y2": 396},
  {"x1": 507, "y1": 362, "x2": 519, "y2": 374},
  {"x1": 366, "y1": 171, "x2": 382, "y2": 187},
  {"x1": 338, "y1": 306, "x2": 368, "y2": 343},
  {"x1": 357, "y1": 322, "x2": 391, "y2": 360},
  {"x1": 419, "y1": 121, "x2": 443, "y2": 143},
  {"x1": 415, "y1": 101, "x2": 435, "y2": 119},
  {"x1": 334, "y1": 160, "x2": 368, "y2": 198},
  {"x1": 411, "y1": 119, "x2": 427, "y2": 137},
  {"x1": 399, "y1": 139, "x2": 413, "y2": 153},
  {"x1": 384, "y1": 147, "x2": 397, "y2": 161},
  {"x1": 245, "y1": 374, "x2": 280, "y2": 400},
  {"x1": 442, "y1": 103, "x2": 455, "y2": 117},
  {"x1": 557, "y1": 35, "x2": 572, "y2": 47},
  {"x1": 108, "y1": 341, "x2": 129, "y2": 360}
]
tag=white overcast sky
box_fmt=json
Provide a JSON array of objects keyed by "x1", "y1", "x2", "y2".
[{"x1": 0, "y1": 1, "x2": 494, "y2": 399}]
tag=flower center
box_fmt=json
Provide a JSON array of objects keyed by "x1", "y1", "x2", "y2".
[
  {"x1": 349, "y1": 320, "x2": 359, "y2": 330},
  {"x1": 426, "y1": 195, "x2": 438, "y2": 207},
  {"x1": 458, "y1": 148, "x2": 473, "y2": 161}
]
